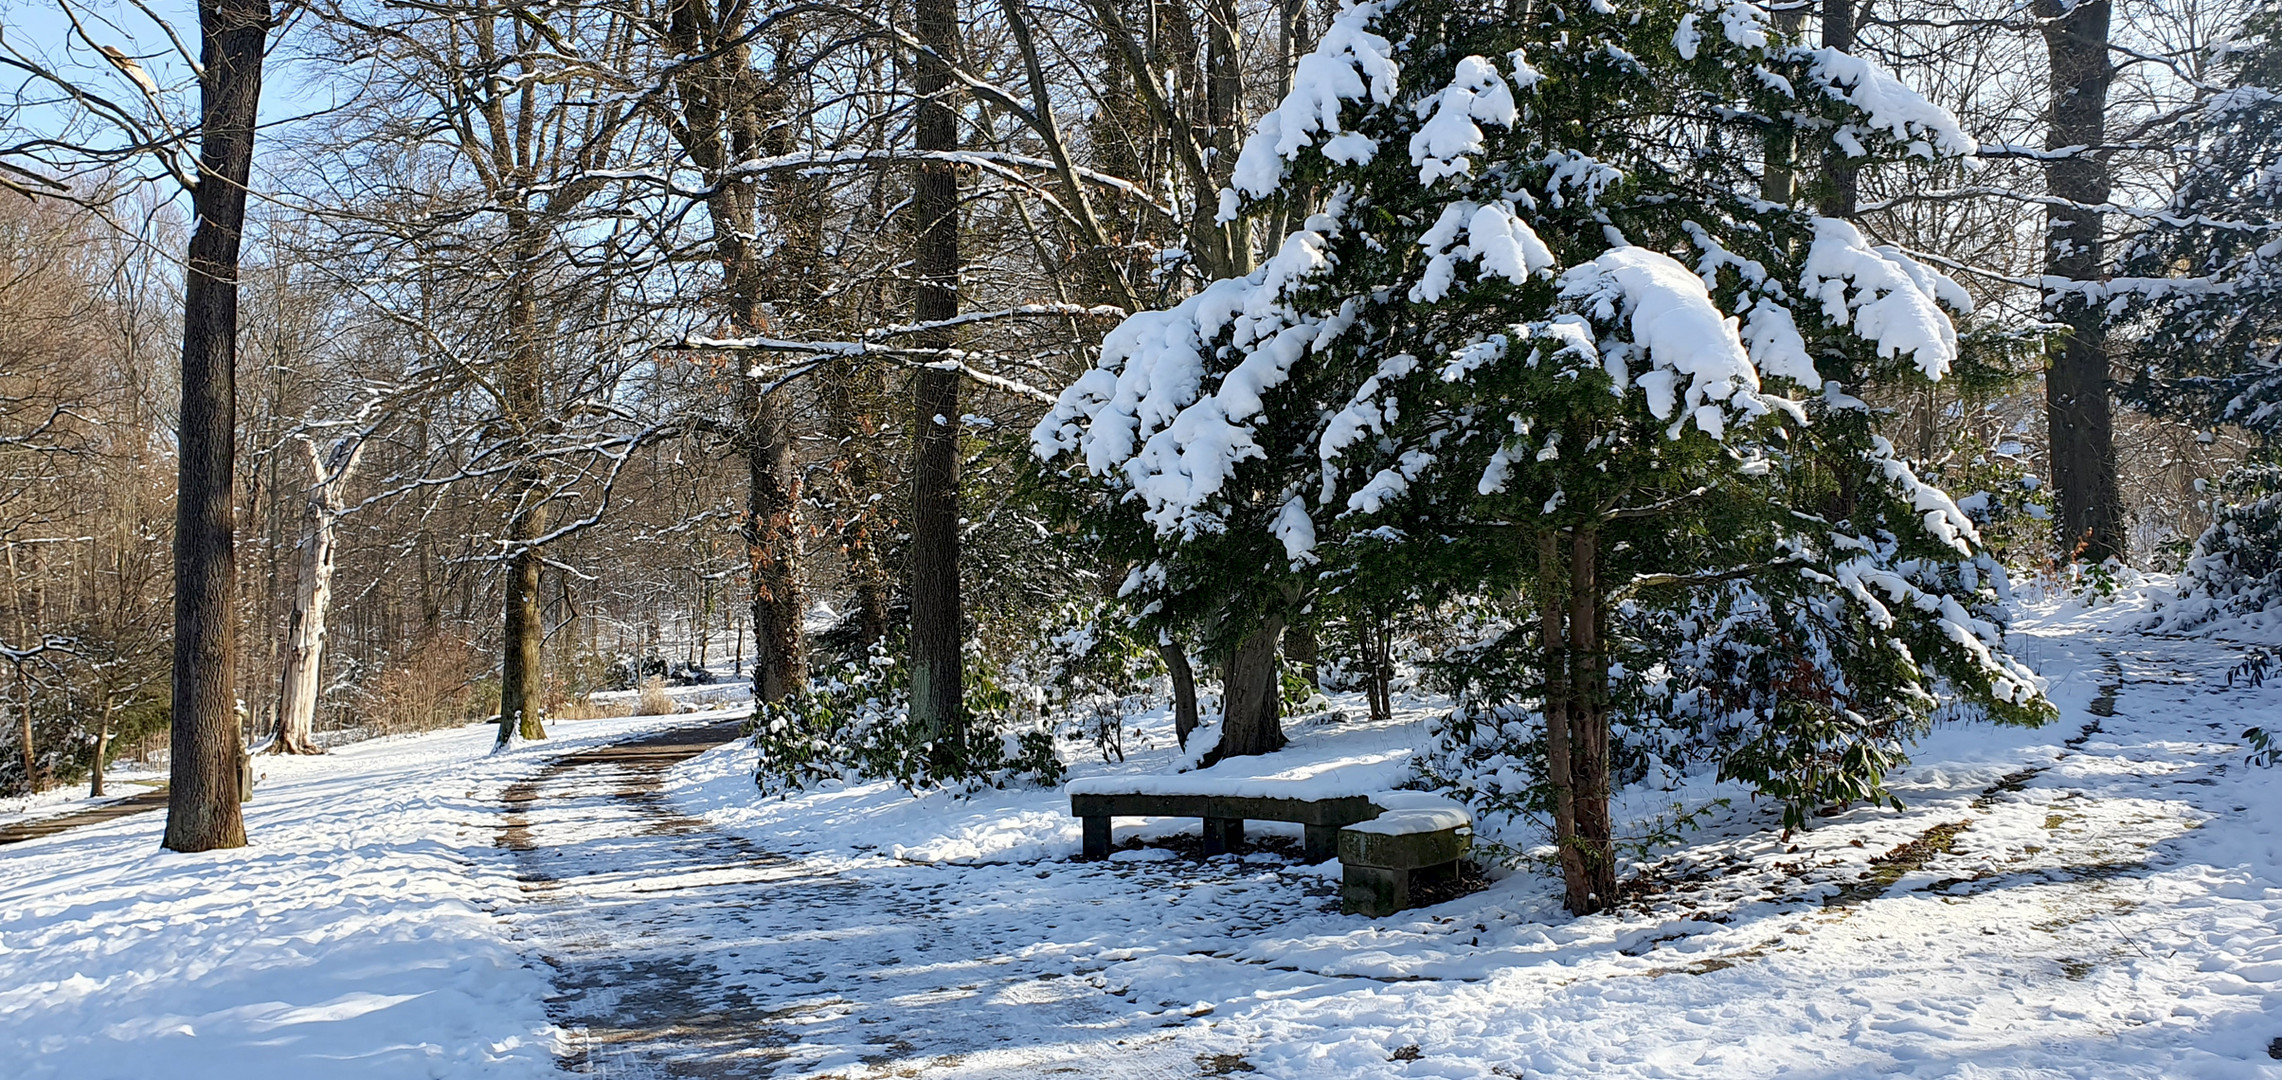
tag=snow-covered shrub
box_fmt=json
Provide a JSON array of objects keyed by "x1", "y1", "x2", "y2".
[
  {"x1": 748, "y1": 641, "x2": 1064, "y2": 794},
  {"x1": 2152, "y1": 466, "x2": 2282, "y2": 631}
]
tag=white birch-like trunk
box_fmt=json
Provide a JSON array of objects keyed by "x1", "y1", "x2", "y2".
[{"x1": 271, "y1": 436, "x2": 362, "y2": 755}]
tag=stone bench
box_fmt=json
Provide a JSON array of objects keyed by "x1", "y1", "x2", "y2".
[{"x1": 1065, "y1": 777, "x2": 1471, "y2": 916}]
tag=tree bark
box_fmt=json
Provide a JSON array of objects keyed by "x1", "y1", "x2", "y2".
[
  {"x1": 1819, "y1": 0, "x2": 1860, "y2": 217},
  {"x1": 1762, "y1": 7, "x2": 1806, "y2": 205},
  {"x1": 1536, "y1": 530, "x2": 1583, "y2": 910},
  {"x1": 164, "y1": 0, "x2": 267, "y2": 853},
  {"x1": 911, "y1": 0, "x2": 966, "y2": 774},
  {"x1": 660, "y1": 3, "x2": 811, "y2": 705},
  {"x1": 13, "y1": 661, "x2": 30, "y2": 795},
  {"x1": 824, "y1": 372, "x2": 892, "y2": 649},
  {"x1": 1198, "y1": 0, "x2": 1251, "y2": 277},
  {"x1": 272, "y1": 436, "x2": 360, "y2": 755},
  {"x1": 1210, "y1": 614, "x2": 1287, "y2": 761},
  {"x1": 1157, "y1": 637, "x2": 1199, "y2": 748},
  {"x1": 1360, "y1": 614, "x2": 1392, "y2": 722},
  {"x1": 90, "y1": 697, "x2": 114, "y2": 798},
  {"x1": 1566, "y1": 525, "x2": 1616, "y2": 911},
  {"x1": 496, "y1": 487, "x2": 547, "y2": 744},
  {"x1": 744, "y1": 381, "x2": 807, "y2": 702},
  {"x1": 9, "y1": 544, "x2": 30, "y2": 794},
  {"x1": 1284, "y1": 618, "x2": 1318, "y2": 691},
  {"x1": 494, "y1": 219, "x2": 549, "y2": 748},
  {"x1": 2038, "y1": 0, "x2": 2125, "y2": 563},
  {"x1": 1537, "y1": 526, "x2": 1613, "y2": 914}
]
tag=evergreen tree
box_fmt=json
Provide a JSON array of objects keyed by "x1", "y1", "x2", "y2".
[
  {"x1": 2114, "y1": 3, "x2": 2282, "y2": 627},
  {"x1": 1034, "y1": 0, "x2": 2051, "y2": 913}
]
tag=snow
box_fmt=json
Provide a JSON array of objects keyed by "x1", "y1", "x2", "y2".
[
  {"x1": 1799, "y1": 47, "x2": 1978, "y2": 160},
  {"x1": 656, "y1": 618, "x2": 2282, "y2": 1078},
  {"x1": 1411, "y1": 201, "x2": 1556, "y2": 303},
  {"x1": 1556, "y1": 246, "x2": 1772, "y2": 438},
  {"x1": 0, "y1": 710, "x2": 722, "y2": 1079},
  {"x1": 1801, "y1": 216, "x2": 1968, "y2": 378},
  {"x1": 8, "y1": 606, "x2": 2282, "y2": 1078},
  {"x1": 1222, "y1": 0, "x2": 1399, "y2": 212},
  {"x1": 1345, "y1": 805, "x2": 1472, "y2": 836},
  {"x1": 1031, "y1": 204, "x2": 1356, "y2": 538},
  {"x1": 0, "y1": 764, "x2": 166, "y2": 828},
  {"x1": 1066, "y1": 769, "x2": 1466, "y2": 816},
  {"x1": 1409, "y1": 56, "x2": 1519, "y2": 185}
]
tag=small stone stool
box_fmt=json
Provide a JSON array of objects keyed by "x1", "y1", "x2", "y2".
[{"x1": 1338, "y1": 809, "x2": 1472, "y2": 917}]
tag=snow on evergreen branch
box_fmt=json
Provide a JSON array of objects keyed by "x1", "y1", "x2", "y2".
[
  {"x1": 1797, "y1": 48, "x2": 1978, "y2": 160},
  {"x1": 1555, "y1": 247, "x2": 1769, "y2": 440},
  {"x1": 1219, "y1": 1, "x2": 1399, "y2": 220},
  {"x1": 1800, "y1": 217, "x2": 1969, "y2": 378}
]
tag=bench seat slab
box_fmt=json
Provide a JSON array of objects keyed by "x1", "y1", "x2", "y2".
[{"x1": 1070, "y1": 792, "x2": 1381, "y2": 828}]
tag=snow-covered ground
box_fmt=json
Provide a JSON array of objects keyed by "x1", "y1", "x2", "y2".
[
  {"x1": 5, "y1": 604, "x2": 2280, "y2": 1078},
  {"x1": 0, "y1": 710, "x2": 718, "y2": 1079}
]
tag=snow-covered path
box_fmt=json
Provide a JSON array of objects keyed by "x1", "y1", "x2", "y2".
[
  {"x1": 502, "y1": 720, "x2": 1269, "y2": 1077},
  {"x1": 3, "y1": 621, "x2": 2278, "y2": 1079}
]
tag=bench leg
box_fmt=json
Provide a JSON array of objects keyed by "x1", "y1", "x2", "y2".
[
  {"x1": 1202, "y1": 817, "x2": 1244, "y2": 856},
  {"x1": 1082, "y1": 815, "x2": 1111, "y2": 860},
  {"x1": 1303, "y1": 824, "x2": 1339, "y2": 863},
  {"x1": 1342, "y1": 864, "x2": 1411, "y2": 917}
]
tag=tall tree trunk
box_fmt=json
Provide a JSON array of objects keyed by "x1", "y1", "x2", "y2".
[
  {"x1": 495, "y1": 222, "x2": 548, "y2": 748},
  {"x1": 164, "y1": 0, "x2": 267, "y2": 853},
  {"x1": 1538, "y1": 526, "x2": 1613, "y2": 914},
  {"x1": 1199, "y1": 0, "x2": 1251, "y2": 277},
  {"x1": 1566, "y1": 525, "x2": 1616, "y2": 911},
  {"x1": 90, "y1": 697, "x2": 114, "y2": 798},
  {"x1": 1284, "y1": 617, "x2": 1318, "y2": 691},
  {"x1": 825, "y1": 373, "x2": 892, "y2": 649},
  {"x1": 743, "y1": 376, "x2": 807, "y2": 702},
  {"x1": 911, "y1": 0, "x2": 966, "y2": 774},
  {"x1": 1762, "y1": 7, "x2": 1806, "y2": 204},
  {"x1": 8, "y1": 544, "x2": 30, "y2": 793},
  {"x1": 1210, "y1": 614, "x2": 1286, "y2": 762},
  {"x1": 661, "y1": 4, "x2": 811, "y2": 705},
  {"x1": 1157, "y1": 637, "x2": 1199, "y2": 748},
  {"x1": 13, "y1": 661, "x2": 29, "y2": 795},
  {"x1": 272, "y1": 436, "x2": 360, "y2": 755},
  {"x1": 497, "y1": 484, "x2": 547, "y2": 744},
  {"x1": 1819, "y1": 0, "x2": 1860, "y2": 217},
  {"x1": 1536, "y1": 530, "x2": 1583, "y2": 910},
  {"x1": 2038, "y1": 0, "x2": 2124, "y2": 563}
]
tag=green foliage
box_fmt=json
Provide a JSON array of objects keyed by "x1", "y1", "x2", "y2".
[
  {"x1": 748, "y1": 640, "x2": 1065, "y2": 794},
  {"x1": 1034, "y1": 0, "x2": 2053, "y2": 850},
  {"x1": 2111, "y1": 3, "x2": 2282, "y2": 443},
  {"x1": 2234, "y1": 648, "x2": 2278, "y2": 768},
  {"x1": 1032, "y1": 602, "x2": 1164, "y2": 763},
  {"x1": 2246, "y1": 727, "x2": 2281, "y2": 769}
]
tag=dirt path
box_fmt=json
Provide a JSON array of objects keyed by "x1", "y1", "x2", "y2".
[{"x1": 0, "y1": 785, "x2": 168, "y2": 846}]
